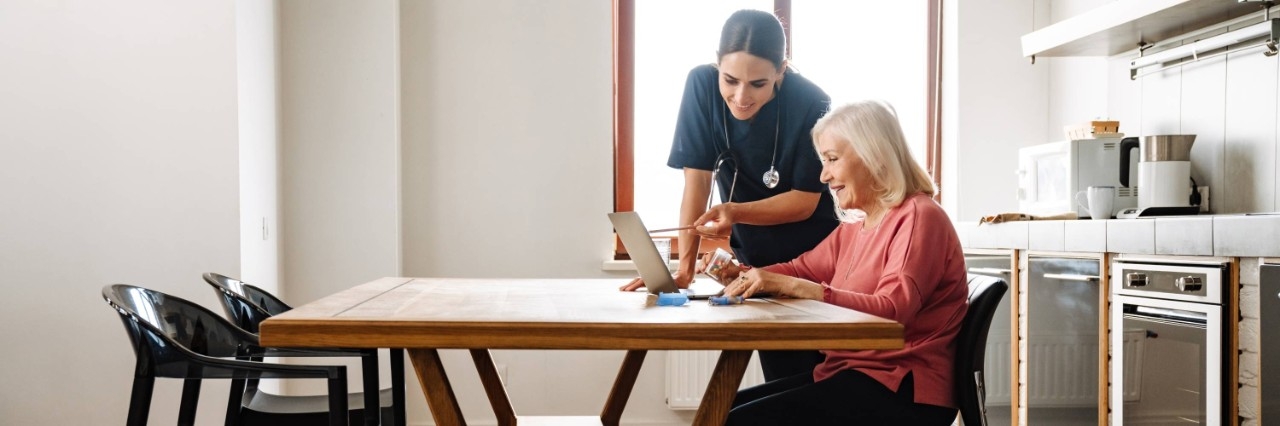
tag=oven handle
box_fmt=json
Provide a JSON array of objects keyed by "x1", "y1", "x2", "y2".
[
  {"x1": 1043, "y1": 273, "x2": 1100, "y2": 282},
  {"x1": 1124, "y1": 313, "x2": 1207, "y2": 329},
  {"x1": 1133, "y1": 305, "x2": 1208, "y2": 323},
  {"x1": 968, "y1": 267, "x2": 1011, "y2": 276}
]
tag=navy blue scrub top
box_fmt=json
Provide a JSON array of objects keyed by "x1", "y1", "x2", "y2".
[{"x1": 667, "y1": 64, "x2": 838, "y2": 267}]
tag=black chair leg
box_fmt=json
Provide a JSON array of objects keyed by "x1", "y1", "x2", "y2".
[
  {"x1": 328, "y1": 374, "x2": 349, "y2": 426},
  {"x1": 225, "y1": 378, "x2": 246, "y2": 426},
  {"x1": 361, "y1": 350, "x2": 380, "y2": 426},
  {"x1": 126, "y1": 374, "x2": 154, "y2": 426},
  {"x1": 177, "y1": 378, "x2": 202, "y2": 426},
  {"x1": 391, "y1": 348, "x2": 405, "y2": 426}
]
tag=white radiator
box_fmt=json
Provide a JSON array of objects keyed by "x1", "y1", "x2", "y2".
[
  {"x1": 665, "y1": 350, "x2": 766, "y2": 410},
  {"x1": 985, "y1": 339, "x2": 1013, "y2": 405},
  {"x1": 1027, "y1": 334, "x2": 1099, "y2": 407}
]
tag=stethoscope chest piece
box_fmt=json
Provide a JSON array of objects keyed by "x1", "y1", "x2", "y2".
[{"x1": 763, "y1": 167, "x2": 780, "y2": 188}]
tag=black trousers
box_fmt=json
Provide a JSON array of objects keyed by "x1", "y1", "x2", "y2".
[
  {"x1": 757, "y1": 349, "x2": 824, "y2": 382},
  {"x1": 726, "y1": 370, "x2": 958, "y2": 426}
]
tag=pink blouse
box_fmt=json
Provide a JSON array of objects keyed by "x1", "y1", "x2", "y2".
[{"x1": 762, "y1": 193, "x2": 968, "y2": 408}]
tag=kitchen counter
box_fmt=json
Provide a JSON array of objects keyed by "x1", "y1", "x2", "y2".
[
  {"x1": 963, "y1": 214, "x2": 1276, "y2": 425},
  {"x1": 958, "y1": 213, "x2": 1280, "y2": 257}
]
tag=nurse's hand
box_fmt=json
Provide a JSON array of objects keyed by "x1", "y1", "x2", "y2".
[{"x1": 694, "y1": 203, "x2": 735, "y2": 239}]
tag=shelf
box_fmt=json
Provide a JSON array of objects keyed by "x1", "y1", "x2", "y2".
[{"x1": 1021, "y1": 0, "x2": 1261, "y2": 58}]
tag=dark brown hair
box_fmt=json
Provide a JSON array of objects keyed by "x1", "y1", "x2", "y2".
[{"x1": 717, "y1": 9, "x2": 786, "y2": 70}]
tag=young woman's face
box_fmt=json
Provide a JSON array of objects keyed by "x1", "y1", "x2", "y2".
[
  {"x1": 717, "y1": 52, "x2": 783, "y2": 121},
  {"x1": 817, "y1": 132, "x2": 877, "y2": 211}
]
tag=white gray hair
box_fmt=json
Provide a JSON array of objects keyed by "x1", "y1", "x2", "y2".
[{"x1": 811, "y1": 100, "x2": 935, "y2": 222}]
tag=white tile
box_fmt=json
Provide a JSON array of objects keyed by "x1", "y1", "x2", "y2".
[
  {"x1": 1181, "y1": 53, "x2": 1226, "y2": 211},
  {"x1": 1141, "y1": 62, "x2": 1182, "y2": 136},
  {"x1": 1154, "y1": 216, "x2": 1213, "y2": 255},
  {"x1": 1108, "y1": 56, "x2": 1141, "y2": 135},
  {"x1": 1106, "y1": 219, "x2": 1155, "y2": 254},
  {"x1": 1027, "y1": 220, "x2": 1065, "y2": 251},
  {"x1": 1064, "y1": 220, "x2": 1107, "y2": 252},
  {"x1": 1223, "y1": 46, "x2": 1277, "y2": 214},
  {"x1": 1214, "y1": 215, "x2": 1280, "y2": 257},
  {"x1": 969, "y1": 221, "x2": 1029, "y2": 250}
]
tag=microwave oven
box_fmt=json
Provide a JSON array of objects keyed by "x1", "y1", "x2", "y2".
[{"x1": 1017, "y1": 137, "x2": 1138, "y2": 218}]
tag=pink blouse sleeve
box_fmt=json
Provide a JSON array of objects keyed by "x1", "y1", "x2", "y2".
[{"x1": 762, "y1": 224, "x2": 844, "y2": 285}]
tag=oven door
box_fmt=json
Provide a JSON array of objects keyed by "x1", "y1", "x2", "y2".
[{"x1": 1111, "y1": 294, "x2": 1221, "y2": 425}]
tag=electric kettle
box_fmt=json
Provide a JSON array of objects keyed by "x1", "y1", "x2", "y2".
[{"x1": 1116, "y1": 135, "x2": 1199, "y2": 218}]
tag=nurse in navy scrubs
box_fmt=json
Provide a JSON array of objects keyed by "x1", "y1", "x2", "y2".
[{"x1": 620, "y1": 9, "x2": 838, "y2": 382}]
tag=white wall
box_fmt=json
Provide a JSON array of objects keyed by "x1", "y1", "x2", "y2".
[
  {"x1": 396, "y1": 1, "x2": 678, "y2": 424},
  {"x1": 942, "y1": 0, "x2": 1048, "y2": 220},
  {"x1": 0, "y1": 1, "x2": 240, "y2": 425}
]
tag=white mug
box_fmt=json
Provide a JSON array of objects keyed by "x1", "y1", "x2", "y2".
[{"x1": 1075, "y1": 186, "x2": 1115, "y2": 219}]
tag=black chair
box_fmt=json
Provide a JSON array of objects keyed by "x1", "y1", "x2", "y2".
[
  {"x1": 954, "y1": 274, "x2": 1009, "y2": 426},
  {"x1": 203, "y1": 272, "x2": 406, "y2": 426},
  {"x1": 103, "y1": 284, "x2": 350, "y2": 426}
]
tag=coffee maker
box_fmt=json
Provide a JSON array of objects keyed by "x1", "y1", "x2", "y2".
[{"x1": 1115, "y1": 134, "x2": 1201, "y2": 218}]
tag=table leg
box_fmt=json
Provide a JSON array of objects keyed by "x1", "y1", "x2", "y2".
[
  {"x1": 469, "y1": 349, "x2": 517, "y2": 426},
  {"x1": 600, "y1": 350, "x2": 647, "y2": 426},
  {"x1": 692, "y1": 350, "x2": 752, "y2": 426},
  {"x1": 407, "y1": 349, "x2": 466, "y2": 426}
]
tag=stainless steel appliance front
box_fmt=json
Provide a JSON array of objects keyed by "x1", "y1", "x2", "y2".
[{"x1": 1111, "y1": 259, "x2": 1228, "y2": 425}]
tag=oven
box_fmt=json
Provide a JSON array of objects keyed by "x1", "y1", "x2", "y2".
[{"x1": 1110, "y1": 258, "x2": 1229, "y2": 425}]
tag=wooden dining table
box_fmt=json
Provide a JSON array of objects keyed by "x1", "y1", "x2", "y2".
[{"x1": 258, "y1": 277, "x2": 903, "y2": 426}]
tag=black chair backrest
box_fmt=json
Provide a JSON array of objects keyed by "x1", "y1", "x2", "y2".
[
  {"x1": 203, "y1": 272, "x2": 293, "y2": 333},
  {"x1": 103, "y1": 284, "x2": 257, "y2": 378},
  {"x1": 954, "y1": 274, "x2": 1008, "y2": 426}
]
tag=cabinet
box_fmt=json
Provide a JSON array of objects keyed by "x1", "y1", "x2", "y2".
[
  {"x1": 1023, "y1": 253, "x2": 1106, "y2": 425},
  {"x1": 1020, "y1": 0, "x2": 1260, "y2": 58}
]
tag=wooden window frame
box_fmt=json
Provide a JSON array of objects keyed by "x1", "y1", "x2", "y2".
[{"x1": 612, "y1": 0, "x2": 943, "y2": 258}]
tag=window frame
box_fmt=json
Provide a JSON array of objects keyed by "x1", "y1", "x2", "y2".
[{"x1": 611, "y1": 0, "x2": 943, "y2": 259}]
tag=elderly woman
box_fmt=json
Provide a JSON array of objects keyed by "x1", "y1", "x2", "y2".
[{"x1": 718, "y1": 100, "x2": 967, "y2": 425}]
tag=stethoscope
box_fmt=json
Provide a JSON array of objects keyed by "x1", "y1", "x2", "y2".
[{"x1": 716, "y1": 92, "x2": 782, "y2": 197}]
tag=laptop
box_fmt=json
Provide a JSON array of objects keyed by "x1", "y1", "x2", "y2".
[{"x1": 608, "y1": 211, "x2": 725, "y2": 299}]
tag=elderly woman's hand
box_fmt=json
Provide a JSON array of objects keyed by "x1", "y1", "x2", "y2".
[
  {"x1": 722, "y1": 268, "x2": 825, "y2": 300},
  {"x1": 722, "y1": 268, "x2": 773, "y2": 299}
]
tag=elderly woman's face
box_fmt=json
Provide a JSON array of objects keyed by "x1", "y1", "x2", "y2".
[
  {"x1": 817, "y1": 132, "x2": 876, "y2": 211},
  {"x1": 717, "y1": 52, "x2": 782, "y2": 121}
]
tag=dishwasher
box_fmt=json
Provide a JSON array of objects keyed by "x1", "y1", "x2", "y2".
[{"x1": 1025, "y1": 255, "x2": 1102, "y2": 425}]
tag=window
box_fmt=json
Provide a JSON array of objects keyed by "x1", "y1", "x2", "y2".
[{"x1": 614, "y1": 0, "x2": 941, "y2": 241}]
